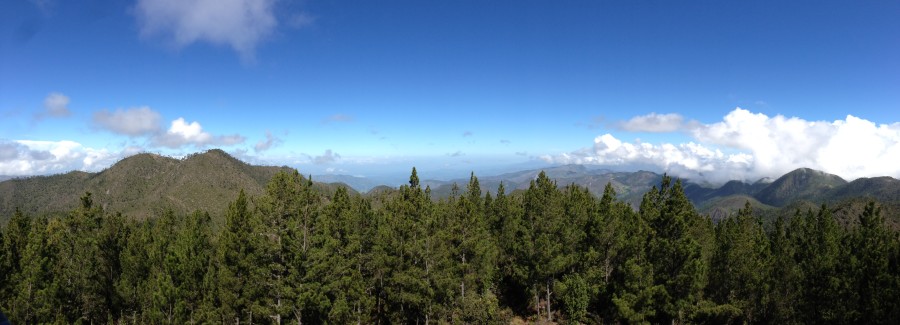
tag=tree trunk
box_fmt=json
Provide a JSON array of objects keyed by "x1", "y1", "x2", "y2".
[{"x1": 546, "y1": 279, "x2": 552, "y2": 322}]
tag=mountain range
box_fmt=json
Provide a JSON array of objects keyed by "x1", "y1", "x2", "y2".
[
  {"x1": 3, "y1": 150, "x2": 900, "y2": 228},
  {"x1": 0, "y1": 149, "x2": 350, "y2": 220}
]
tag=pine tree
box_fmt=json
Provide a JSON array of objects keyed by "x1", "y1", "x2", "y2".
[
  {"x1": 255, "y1": 171, "x2": 305, "y2": 323},
  {"x1": 846, "y1": 201, "x2": 897, "y2": 324},
  {"x1": 640, "y1": 176, "x2": 706, "y2": 324},
  {"x1": 215, "y1": 189, "x2": 260, "y2": 323},
  {"x1": 171, "y1": 211, "x2": 214, "y2": 323},
  {"x1": 2, "y1": 208, "x2": 31, "y2": 315},
  {"x1": 54, "y1": 192, "x2": 113, "y2": 322},
  {"x1": 383, "y1": 167, "x2": 435, "y2": 322},
  {"x1": 444, "y1": 173, "x2": 500, "y2": 323},
  {"x1": 793, "y1": 205, "x2": 842, "y2": 323},
  {"x1": 522, "y1": 171, "x2": 570, "y2": 322},
  {"x1": 117, "y1": 219, "x2": 152, "y2": 323},
  {"x1": 708, "y1": 201, "x2": 771, "y2": 323},
  {"x1": 492, "y1": 181, "x2": 532, "y2": 313},
  {"x1": 307, "y1": 186, "x2": 372, "y2": 323},
  {"x1": 767, "y1": 212, "x2": 800, "y2": 323},
  {"x1": 10, "y1": 216, "x2": 55, "y2": 323}
]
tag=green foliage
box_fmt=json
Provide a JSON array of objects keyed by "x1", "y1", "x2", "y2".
[{"x1": 3, "y1": 169, "x2": 900, "y2": 325}]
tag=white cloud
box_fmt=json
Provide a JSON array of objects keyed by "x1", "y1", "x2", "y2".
[
  {"x1": 36, "y1": 92, "x2": 71, "y2": 119},
  {"x1": 136, "y1": 0, "x2": 278, "y2": 60},
  {"x1": 546, "y1": 108, "x2": 900, "y2": 183},
  {"x1": 152, "y1": 118, "x2": 245, "y2": 148},
  {"x1": 254, "y1": 130, "x2": 282, "y2": 152},
  {"x1": 313, "y1": 149, "x2": 340, "y2": 165},
  {"x1": 92, "y1": 107, "x2": 162, "y2": 136},
  {"x1": 0, "y1": 140, "x2": 129, "y2": 176},
  {"x1": 618, "y1": 113, "x2": 684, "y2": 132}
]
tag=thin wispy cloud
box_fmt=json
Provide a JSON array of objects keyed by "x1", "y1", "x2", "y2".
[
  {"x1": 254, "y1": 130, "x2": 282, "y2": 152},
  {"x1": 313, "y1": 149, "x2": 340, "y2": 164},
  {"x1": 92, "y1": 107, "x2": 162, "y2": 136},
  {"x1": 617, "y1": 113, "x2": 686, "y2": 133},
  {"x1": 324, "y1": 114, "x2": 354, "y2": 124}
]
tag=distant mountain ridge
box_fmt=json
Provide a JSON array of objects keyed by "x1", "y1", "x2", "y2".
[
  {"x1": 421, "y1": 164, "x2": 900, "y2": 221},
  {"x1": 0, "y1": 149, "x2": 350, "y2": 219},
  {"x1": 4, "y1": 150, "x2": 900, "y2": 225}
]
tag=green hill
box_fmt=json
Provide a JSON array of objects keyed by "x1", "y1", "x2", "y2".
[
  {"x1": 0, "y1": 149, "x2": 294, "y2": 219},
  {"x1": 755, "y1": 168, "x2": 848, "y2": 206}
]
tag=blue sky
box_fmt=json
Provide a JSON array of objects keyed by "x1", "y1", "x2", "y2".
[{"x1": 2, "y1": 0, "x2": 899, "y2": 184}]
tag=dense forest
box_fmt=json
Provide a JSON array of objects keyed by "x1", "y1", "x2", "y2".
[{"x1": 1, "y1": 168, "x2": 899, "y2": 324}]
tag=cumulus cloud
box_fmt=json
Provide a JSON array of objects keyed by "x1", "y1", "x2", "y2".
[
  {"x1": 618, "y1": 113, "x2": 685, "y2": 133},
  {"x1": 545, "y1": 108, "x2": 900, "y2": 183},
  {"x1": 0, "y1": 140, "x2": 129, "y2": 176},
  {"x1": 254, "y1": 130, "x2": 282, "y2": 152},
  {"x1": 92, "y1": 107, "x2": 162, "y2": 136},
  {"x1": 313, "y1": 149, "x2": 340, "y2": 165},
  {"x1": 135, "y1": 0, "x2": 278, "y2": 60},
  {"x1": 152, "y1": 118, "x2": 245, "y2": 148},
  {"x1": 36, "y1": 92, "x2": 71, "y2": 119}
]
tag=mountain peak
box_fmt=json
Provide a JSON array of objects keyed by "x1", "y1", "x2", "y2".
[{"x1": 756, "y1": 167, "x2": 847, "y2": 206}]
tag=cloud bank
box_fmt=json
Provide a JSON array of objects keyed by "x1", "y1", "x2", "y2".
[
  {"x1": 544, "y1": 108, "x2": 900, "y2": 184},
  {"x1": 0, "y1": 140, "x2": 137, "y2": 176},
  {"x1": 136, "y1": 0, "x2": 278, "y2": 60}
]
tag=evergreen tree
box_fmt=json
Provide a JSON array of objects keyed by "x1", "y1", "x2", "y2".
[
  {"x1": 708, "y1": 202, "x2": 771, "y2": 323},
  {"x1": 372, "y1": 167, "x2": 435, "y2": 323},
  {"x1": 10, "y1": 216, "x2": 55, "y2": 323},
  {"x1": 845, "y1": 201, "x2": 897, "y2": 324},
  {"x1": 492, "y1": 181, "x2": 532, "y2": 313},
  {"x1": 640, "y1": 176, "x2": 707, "y2": 324},
  {"x1": 307, "y1": 186, "x2": 372, "y2": 323},
  {"x1": 54, "y1": 192, "x2": 113, "y2": 322},
  {"x1": 2, "y1": 208, "x2": 32, "y2": 314},
  {"x1": 215, "y1": 190, "x2": 261, "y2": 323},
  {"x1": 522, "y1": 171, "x2": 571, "y2": 322},
  {"x1": 767, "y1": 212, "x2": 801, "y2": 323},
  {"x1": 172, "y1": 211, "x2": 214, "y2": 323},
  {"x1": 117, "y1": 219, "x2": 152, "y2": 322},
  {"x1": 255, "y1": 171, "x2": 304, "y2": 323},
  {"x1": 443, "y1": 173, "x2": 500, "y2": 323},
  {"x1": 793, "y1": 205, "x2": 842, "y2": 324}
]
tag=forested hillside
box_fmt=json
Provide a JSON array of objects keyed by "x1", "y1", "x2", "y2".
[{"x1": 1, "y1": 169, "x2": 899, "y2": 324}]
